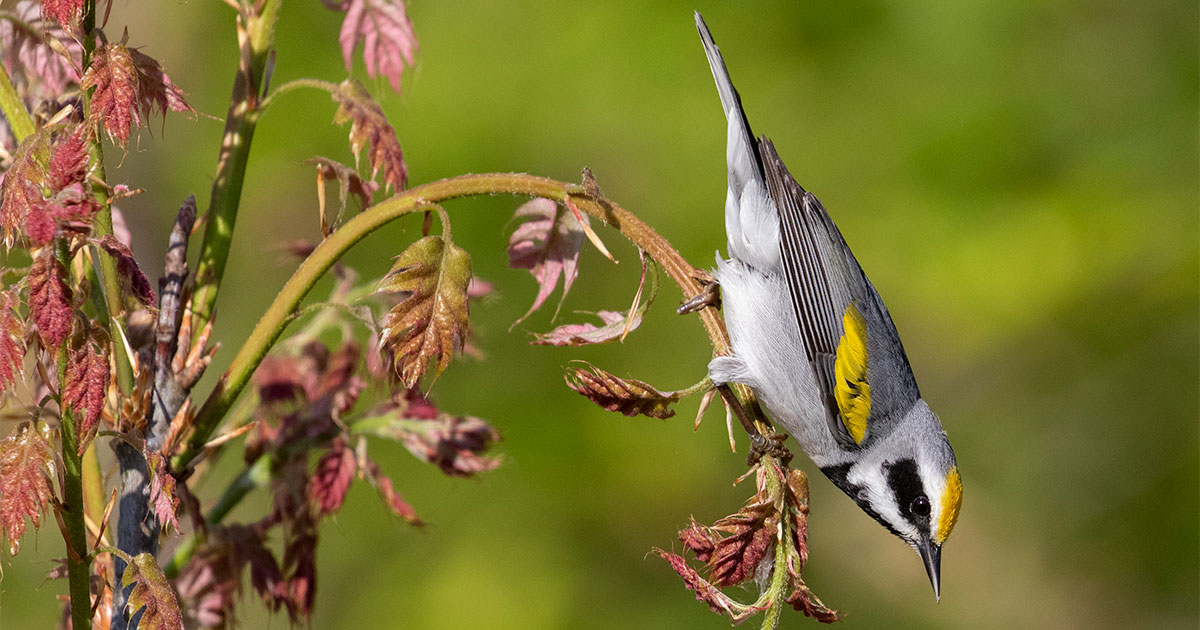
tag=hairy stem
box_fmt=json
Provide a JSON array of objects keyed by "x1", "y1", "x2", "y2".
[
  {"x1": 57, "y1": 241, "x2": 92, "y2": 630},
  {"x1": 60, "y1": 407, "x2": 93, "y2": 630},
  {"x1": 255, "y1": 77, "x2": 339, "y2": 112},
  {"x1": 190, "y1": 0, "x2": 283, "y2": 331},
  {"x1": 175, "y1": 173, "x2": 731, "y2": 472},
  {"x1": 0, "y1": 61, "x2": 33, "y2": 142}
]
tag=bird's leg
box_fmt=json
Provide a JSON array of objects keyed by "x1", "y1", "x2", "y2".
[
  {"x1": 716, "y1": 384, "x2": 791, "y2": 466},
  {"x1": 677, "y1": 269, "x2": 721, "y2": 314}
]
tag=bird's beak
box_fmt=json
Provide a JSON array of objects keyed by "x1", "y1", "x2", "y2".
[{"x1": 917, "y1": 537, "x2": 942, "y2": 602}]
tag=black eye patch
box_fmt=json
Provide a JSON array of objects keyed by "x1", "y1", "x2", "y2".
[{"x1": 884, "y1": 458, "x2": 931, "y2": 533}]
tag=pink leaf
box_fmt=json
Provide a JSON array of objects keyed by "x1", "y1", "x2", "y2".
[
  {"x1": 62, "y1": 339, "x2": 109, "y2": 455},
  {"x1": 129, "y1": 47, "x2": 195, "y2": 119},
  {"x1": 531, "y1": 309, "x2": 642, "y2": 346},
  {"x1": 0, "y1": 422, "x2": 54, "y2": 555},
  {"x1": 45, "y1": 124, "x2": 89, "y2": 191},
  {"x1": 337, "y1": 0, "x2": 418, "y2": 94},
  {"x1": 1, "y1": 2, "x2": 83, "y2": 102},
  {"x1": 506, "y1": 198, "x2": 585, "y2": 325},
  {"x1": 40, "y1": 0, "x2": 85, "y2": 32},
  {"x1": 81, "y1": 43, "x2": 138, "y2": 145},
  {"x1": 309, "y1": 440, "x2": 356, "y2": 516},
  {"x1": 81, "y1": 43, "x2": 193, "y2": 147},
  {"x1": 361, "y1": 456, "x2": 421, "y2": 525},
  {"x1": 28, "y1": 248, "x2": 73, "y2": 348},
  {"x1": 653, "y1": 548, "x2": 739, "y2": 616},
  {"x1": 332, "y1": 79, "x2": 408, "y2": 192},
  {"x1": 564, "y1": 362, "x2": 682, "y2": 419},
  {"x1": 0, "y1": 130, "x2": 49, "y2": 247},
  {"x1": 146, "y1": 452, "x2": 181, "y2": 533},
  {"x1": 94, "y1": 234, "x2": 156, "y2": 306},
  {"x1": 0, "y1": 290, "x2": 25, "y2": 399}
]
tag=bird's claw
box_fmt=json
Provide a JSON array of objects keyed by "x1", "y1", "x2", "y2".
[
  {"x1": 678, "y1": 271, "x2": 720, "y2": 314},
  {"x1": 748, "y1": 431, "x2": 791, "y2": 466}
]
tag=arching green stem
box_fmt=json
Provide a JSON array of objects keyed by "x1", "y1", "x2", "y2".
[{"x1": 174, "y1": 173, "x2": 732, "y2": 471}]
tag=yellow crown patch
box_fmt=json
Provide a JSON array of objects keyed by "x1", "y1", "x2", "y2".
[{"x1": 935, "y1": 467, "x2": 963, "y2": 544}]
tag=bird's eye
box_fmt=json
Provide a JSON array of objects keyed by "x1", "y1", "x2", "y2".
[{"x1": 911, "y1": 495, "x2": 931, "y2": 517}]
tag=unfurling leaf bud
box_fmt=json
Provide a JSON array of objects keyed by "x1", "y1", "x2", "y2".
[
  {"x1": 564, "y1": 362, "x2": 682, "y2": 419},
  {"x1": 376, "y1": 236, "x2": 471, "y2": 388}
]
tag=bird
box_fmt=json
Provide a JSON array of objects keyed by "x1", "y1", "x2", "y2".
[{"x1": 694, "y1": 12, "x2": 962, "y2": 601}]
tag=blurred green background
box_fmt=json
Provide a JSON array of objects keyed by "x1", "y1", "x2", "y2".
[{"x1": 2, "y1": 1, "x2": 1197, "y2": 628}]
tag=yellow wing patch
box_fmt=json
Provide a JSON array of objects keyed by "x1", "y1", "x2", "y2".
[
  {"x1": 935, "y1": 467, "x2": 963, "y2": 544},
  {"x1": 833, "y1": 303, "x2": 871, "y2": 444}
]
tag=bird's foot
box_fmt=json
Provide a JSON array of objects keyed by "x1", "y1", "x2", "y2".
[
  {"x1": 678, "y1": 270, "x2": 720, "y2": 314},
  {"x1": 748, "y1": 431, "x2": 791, "y2": 466}
]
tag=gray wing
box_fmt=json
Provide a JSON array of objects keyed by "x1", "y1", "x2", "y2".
[{"x1": 758, "y1": 140, "x2": 922, "y2": 447}]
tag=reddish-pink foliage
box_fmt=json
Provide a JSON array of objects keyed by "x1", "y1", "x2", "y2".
[
  {"x1": 507, "y1": 198, "x2": 585, "y2": 325},
  {"x1": 40, "y1": 0, "x2": 84, "y2": 31},
  {"x1": 26, "y1": 125, "x2": 100, "y2": 245},
  {"x1": 531, "y1": 310, "x2": 643, "y2": 346},
  {"x1": 0, "y1": 423, "x2": 55, "y2": 555},
  {"x1": 332, "y1": 79, "x2": 408, "y2": 192},
  {"x1": 565, "y1": 362, "x2": 681, "y2": 419},
  {"x1": 95, "y1": 235, "x2": 156, "y2": 306},
  {"x1": 62, "y1": 340, "x2": 109, "y2": 454},
  {"x1": 174, "y1": 542, "x2": 242, "y2": 629},
  {"x1": 28, "y1": 249, "x2": 73, "y2": 348},
  {"x1": 129, "y1": 47, "x2": 194, "y2": 121},
  {"x1": 361, "y1": 456, "x2": 421, "y2": 525},
  {"x1": 0, "y1": 1, "x2": 83, "y2": 102},
  {"x1": 309, "y1": 439, "x2": 356, "y2": 516},
  {"x1": 81, "y1": 43, "x2": 193, "y2": 146},
  {"x1": 45, "y1": 125, "x2": 89, "y2": 191},
  {"x1": 653, "y1": 549, "x2": 738, "y2": 616},
  {"x1": 82, "y1": 43, "x2": 138, "y2": 144},
  {"x1": 221, "y1": 526, "x2": 285, "y2": 612},
  {"x1": 0, "y1": 289, "x2": 26, "y2": 398},
  {"x1": 26, "y1": 184, "x2": 100, "y2": 246},
  {"x1": 336, "y1": 0, "x2": 418, "y2": 94},
  {"x1": 0, "y1": 131, "x2": 48, "y2": 247},
  {"x1": 146, "y1": 452, "x2": 181, "y2": 533},
  {"x1": 281, "y1": 526, "x2": 317, "y2": 620},
  {"x1": 678, "y1": 517, "x2": 719, "y2": 563},
  {"x1": 398, "y1": 412, "x2": 502, "y2": 478},
  {"x1": 705, "y1": 504, "x2": 774, "y2": 587},
  {"x1": 249, "y1": 342, "x2": 364, "y2": 461}
]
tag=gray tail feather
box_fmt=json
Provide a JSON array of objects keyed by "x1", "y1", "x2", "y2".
[{"x1": 695, "y1": 12, "x2": 762, "y2": 180}]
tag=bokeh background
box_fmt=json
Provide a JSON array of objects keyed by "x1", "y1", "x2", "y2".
[{"x1": 2, "y1": 1, "x2": 1197, "y2": 628}]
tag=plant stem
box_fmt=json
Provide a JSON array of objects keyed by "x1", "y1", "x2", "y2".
[
  {"x1": 88, "y1": 145, "x2": 135, "y2": 394},
  {"x1": 190, "y1": 0, "x2": 283, "y2": 331},
  {"x1": 56, "y1": 257, "x2": 93, "y2": 629},
  {"x1": 82, "y1": 442, "x2": 105, "y2": 534},
  {"x1": 175, "y1": 173, "x2": 730, "y2": 472},
  {"x1": 60, "y1": 407, "x2": 93, "y2": 630},
  {"x1": 255, "y1": 78, "x2": 339, "y2": 112},
  {"x1": 0, "y1": 62, "x2": 33, "y2": 142}
]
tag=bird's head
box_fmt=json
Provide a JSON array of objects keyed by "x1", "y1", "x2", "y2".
[{"x1": 821, "y1": 403, "x2": 962, "y2": 601}]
